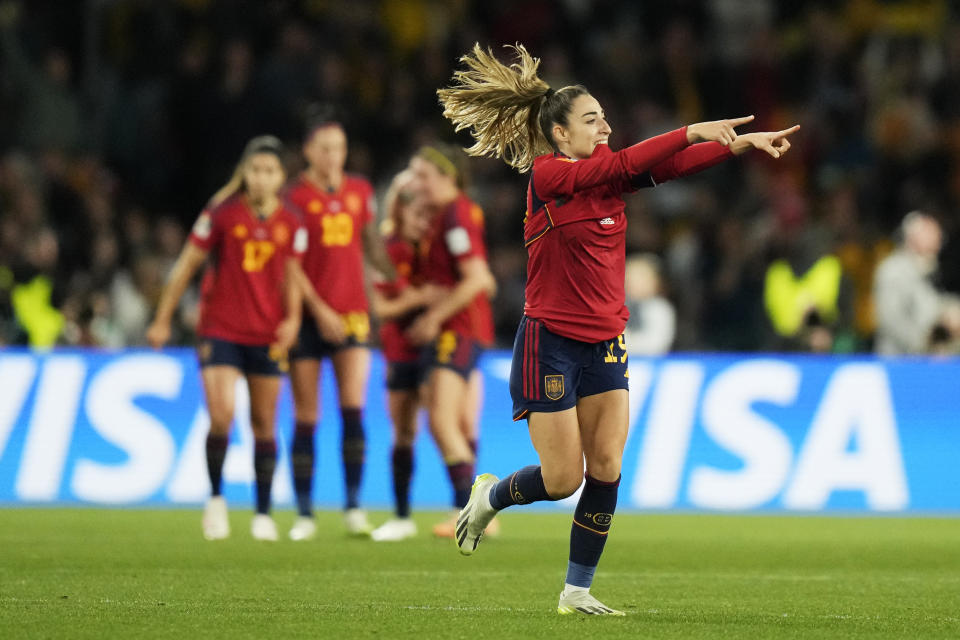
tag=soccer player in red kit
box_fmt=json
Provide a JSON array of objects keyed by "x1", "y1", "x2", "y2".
[
  {"x1": 405, "y1": 145, "x2": 497, "y2": 538},
  {"x1": 368, "y1": 170, "x2": 441, "y2": 541},
  {"x1": 284, "y1": 116, "x2": 396, "y2": 539},
  {"x1": 146, "y1": 136, "x2": 306, "y2": 542},
  {"x1": 438, "y1": 45, "x2": 800, "y2": 615}
]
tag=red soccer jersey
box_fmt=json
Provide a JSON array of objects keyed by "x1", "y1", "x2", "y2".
[
  {"x1": 285, "y1": 173, "x2": 375, "y2": 313},
  {"x1": 523, "y1": 129, "x2": 732, "y2": 342},
  {"x1": 376, "y1": 234, "x2": 422, "y2": 363},
  {"x1": 468, "y1": 292, "x2": 495, "y2": 347},
  {"x1": 189, "y1": 193, "x2": 307, "y2": 345},
  {"x1": 419, "y1": 193, "x2": 490, "y2": 337}
]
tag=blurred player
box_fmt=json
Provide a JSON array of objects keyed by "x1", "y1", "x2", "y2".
[
  {"x1": 368, "y1": 170, "x2": 438, "y2": 541},
  {"x1": 438, "y1": 44, "x2": 800, "y2": 615},
  {"x1": 284, "y1": 113, "x2": 396, "y2": 539},
  {"x1": 405, "y1": 145, "x2": 496, "y2": 538},
  {"x1": 146, "y1": 135, "x2": 306, "y2": 542}
]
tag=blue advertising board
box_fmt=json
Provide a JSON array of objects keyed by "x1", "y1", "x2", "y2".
[{"x1": 0, "y1": 348, "x2": 958, "y2": 512}]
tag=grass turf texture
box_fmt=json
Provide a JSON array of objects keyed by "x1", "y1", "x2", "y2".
[{"x1": 1, "y1": 510, "x2": 959, "y2": 639}]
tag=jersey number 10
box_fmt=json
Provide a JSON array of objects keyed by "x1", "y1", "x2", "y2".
[{"x1": 322, "y1": 213, "x2": 354, "y2": 247}]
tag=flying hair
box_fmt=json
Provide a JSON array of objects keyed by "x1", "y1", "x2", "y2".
[{"x1": 438, "y1": 43, "x2": 558, "y2": 173}]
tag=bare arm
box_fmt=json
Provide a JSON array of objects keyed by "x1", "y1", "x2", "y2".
[
  {"x1": 363, "y1": 222, "x2": 397, "y2": 280},
  {"x1": 289, "y1": 260, "x2": 346, "y2": 344},
  {"x1": 273, "y1": 258, "x2": 303, "y2": 351},
  {"x1": 146, "y1": 242, "x2": 208, "y2": 348},
  {"x1": 370, "y1": 284, "x2": 443, "y2": 321},
  {"x1": 407, "y1": 256, "x2": 494, "y2": 345}
]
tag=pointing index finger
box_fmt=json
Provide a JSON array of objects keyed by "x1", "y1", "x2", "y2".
[
  {"x1": 775, "y1": 124, "x2": 801, "y2": 137},
  {"x1": 728, "y1": 115, "x2": 756, "y2": 127}
]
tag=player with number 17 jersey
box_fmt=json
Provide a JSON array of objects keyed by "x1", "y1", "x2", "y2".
[{"x1": 190, "y1": 193, "x2": 306, "y2": 345}]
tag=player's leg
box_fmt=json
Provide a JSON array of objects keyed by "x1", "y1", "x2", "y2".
[
  {"x1": 555, "y1": 388, "x2": 628, "y2": 615},
  {"x1": 332, "y1": 344, "x2": 372, "y2": 534},
  {"x1": 198, "y1": 339, "x2": 242, "y2": 540},
  {"x1": 460, "y1": 368, "x2": 483, "y2": 456},
  {"x1": 425, "y1": 365, "x2": 476, "y2": 536},
  {"x1": 288, "y1": 357, "x2": 320, "y2": 540},
  {"x1": 247, "y1": 369, "x2": 283, "y2": 541},
  {"x1": 372, "y1": 377, "x2": 420, "y2": 542},
  {"x1": 288, "y1": 318, "x2": 323, "y2": 540},
  {"x1": 557, "y1": 333, "x2": 630, "y2": 615},
  {"x1": 456, "y1": 317, "x2": 583, "y2": 554}
]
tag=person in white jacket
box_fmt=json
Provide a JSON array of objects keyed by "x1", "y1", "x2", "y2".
[{"x1": 874, "y1": 211, "x2": 943, "y2": 355}]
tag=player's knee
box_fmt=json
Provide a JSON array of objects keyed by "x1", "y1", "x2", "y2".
[
  {"x1": 249, "y1": 415, "x2": 275, "y2": 440},
  {"x1": 585, "y1": 452, "x2": 622, "y2": 483},
  {"x1": 542, "y1": 469, "x2": 583, "y2": 499},
  {"x1": 207, "y1": 406, "x2": 233, "y2": 434}
]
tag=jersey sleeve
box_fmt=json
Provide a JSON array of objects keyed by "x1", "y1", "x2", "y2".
[
  {"x1": 646, "y1": 141, "x2": 733, "y2": 186},
  {"x1": 291, "y1": 222, "x2": 308, "y2": 259},
  {"x1": 532, "y1": 128, "x2": 690, "y2": 200},
  {"x1": 445, "y1": 201, "x2": 486, "y2": 262},
  {"x1": 188, "y1": 206, "x2": 220, "y2": 252}
]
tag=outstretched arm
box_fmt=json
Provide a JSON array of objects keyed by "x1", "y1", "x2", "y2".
[
  {"x1": 406, "y1": 257, "x2": 494, "y2": 345},
  {"x1": 645, "y1": 123, "x2": 801, "y2": 185},
  {"x1": 534, "y1": 116, "x2": 758, "y2": 199}
]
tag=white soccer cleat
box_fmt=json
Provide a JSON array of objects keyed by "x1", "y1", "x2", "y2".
[
  {"x1": 288, "y1": 516, "x2": 317, "y2": 541},
  {"x1": 251, "y1": 514, "x2": 279, "y2": 541},
  {"x1": 202, "y1": 496, "x2": 230, "y2": 541},
  {"x1": 455, "y1": 473, "x2": 499, "y2": 556},
  {"x1": 557, "y1": 588, "x2": 625, "y2": 616},
  {"x1": 371, "y1": 518, "x2": 417, "y2": 542},
  {"x1": 344, "y1": 508, "x2": 373, "y2": 536}
]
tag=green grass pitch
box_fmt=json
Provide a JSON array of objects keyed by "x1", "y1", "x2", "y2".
[{"x1": 2, "y1": 509, "x2": 959, "y2": 639}]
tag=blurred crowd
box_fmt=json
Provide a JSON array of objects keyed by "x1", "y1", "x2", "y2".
[{"x1": 3, "y1": 0, "x2": 960, "y2": 355}]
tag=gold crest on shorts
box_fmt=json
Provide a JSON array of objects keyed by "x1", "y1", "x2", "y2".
[
  {"x1": 544, "y1": 374, "x2": 564, "y2": 400},
  {"x1": 197, "y1": 341, "x2": 212, "y2": 363}
]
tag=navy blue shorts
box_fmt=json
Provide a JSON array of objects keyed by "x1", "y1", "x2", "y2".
[
  {"x1": 290, "y1": 313, "x2": 370, "y2": 361},
  {"x1": 420, "y1": 330, "x2": 480, "y2": 381},
  {"x1": 386, "y1": 360, "x2": 425, "y2": 391},
  {"x1": 509, "y1": 316, "x2": 628, "y2": 421},
  {"x1": 197, "y1": 337, "x2": 287, "y2": 376}
]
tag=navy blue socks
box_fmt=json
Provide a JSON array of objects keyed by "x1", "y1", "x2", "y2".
[{"x1": 566, "y1": 474, "x2": 620, "y2": 588}]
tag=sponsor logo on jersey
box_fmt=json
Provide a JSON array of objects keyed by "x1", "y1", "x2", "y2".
[
  {"x1": 599, "y1": 217, "x2": 615, "y2": 226},
  {"x1": 544, "y1": 374, "x2": 564, "y2": 400},
  {"x1": 345, "y1": 192, "x2": 362, "y2": 214},
  {"x1": 272, "y1": 223, "x2": 289, "y2": 245}
]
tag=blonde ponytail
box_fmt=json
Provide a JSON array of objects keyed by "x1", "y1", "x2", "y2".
[
  {"x1": 209, "y1": 165, "x2": 244, "y2": 207},
  {"x1": 438, "y1": 43, "x2": 553, "y2": 173}
]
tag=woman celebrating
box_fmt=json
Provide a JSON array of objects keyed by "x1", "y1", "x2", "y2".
[
  {"x1": 146, "y1": 135, "x2": 305, "y2": 542},
  {"x1": 405, "y1": 145, "x2": 497, "y2": 538},
  {"x1": 440, "y1": 44, "x2": 799, "y2": 615},
  {"x1": 284, "y1": 115, "x2": 396, "y2": 539},
  {"x1": 368, "y1": 170, "x2": 437, "y2": 541}
]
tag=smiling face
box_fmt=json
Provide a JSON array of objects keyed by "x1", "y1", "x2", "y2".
[
  {"x1": 398, "y1": 196, "x2": 432, "y2": 243},
  {"x1": 552, "y1": 94, "x2": 611, "y2": 159},
  {"x1": 408, "y1": 156, "x2": 458, "y2": 208}
]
